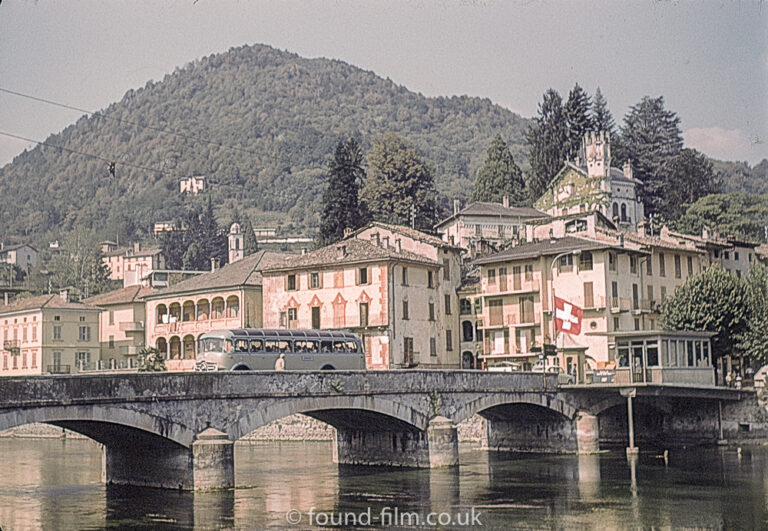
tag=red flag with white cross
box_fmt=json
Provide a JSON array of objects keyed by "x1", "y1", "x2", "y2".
[{"x1": 555, "y1": 296, "x2": 583, "y2": 335}]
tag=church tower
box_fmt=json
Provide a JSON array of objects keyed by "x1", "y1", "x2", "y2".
[
  {"x1": 228, "y1": 223, "x2": 244, "y2": 264},
  {"x1": 583, "y1": 131, "x2": 611, "y2": 179}
]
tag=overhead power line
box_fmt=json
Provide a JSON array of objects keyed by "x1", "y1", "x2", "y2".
[
  {"x1": 0, "y1": 130, "x2": 174, "y2": 177},
  {"x1": 0, "y1": 86, "x2": 258, "y2": 156}
]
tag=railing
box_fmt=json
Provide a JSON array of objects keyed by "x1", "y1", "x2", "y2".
[
  {"x1": 47, "y1": 365, "x2": 71, "y2": 374},
  {"x1": 609, "y1": 297, "x2": 631, "y2": 312},
  {"x1": 154, "y1": 316, "x2": 241, "y2": 335},
  {"x1": 631, "y1": 299, "x2": 656, "y2": 312},
  {"x1": 3, "y1": 340, "x2": 19, "y2": 350},
  {"x1": 483, "y1": 280, "x2": 540, "y2": 295},
  {"x1": 78, "y1": 359, "x2": 139, "y2": 372}
]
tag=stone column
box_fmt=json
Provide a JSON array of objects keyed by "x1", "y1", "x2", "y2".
[
  {"x1": 576, "y1": 412, "x2": 599, "y2": 454},
  {"x1": 192, "y1": 428, "x2": 235, "y2": 490},
  {"x1": 427, "y1": 416, "x2": 459, "y2": 467}
]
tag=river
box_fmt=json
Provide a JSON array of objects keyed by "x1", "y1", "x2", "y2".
[{"x1": 0, "y1": 437, "x2": 766, "y2": 529}]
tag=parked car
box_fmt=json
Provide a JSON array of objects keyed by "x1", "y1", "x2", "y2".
[{"x1": 487, "y1": 361, "x2": 523, "y2": 372}]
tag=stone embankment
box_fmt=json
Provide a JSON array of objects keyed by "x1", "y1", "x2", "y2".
[{"x1": 1, "y1": 414, "x2": 489, "y2": 445}]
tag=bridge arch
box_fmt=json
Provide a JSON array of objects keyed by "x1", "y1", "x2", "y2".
[
  {"x1": 230, "y1": 395, "x2": 430, "y2": 441},
  {"x1": 0, "y1": 405, "x2": 196, "y2": 447},
  {"x1": 450, "y1": 392, "x2": 579, "y2": 426}
]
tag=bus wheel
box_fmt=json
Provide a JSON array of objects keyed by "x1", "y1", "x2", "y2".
[
  {"x1": 232, "y1": 365, "x2": 250, "y2": 371},
  {"x1": 320, "y1": 365, "x2": 335, "y2": 371}
]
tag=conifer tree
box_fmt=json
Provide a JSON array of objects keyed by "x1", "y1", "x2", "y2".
[
  {"x1": 618, "y1": 96, "x2": 684, "y2": 216},
  {"x1": 361, "y1": 133, "x2": 437, "y2": 231},
  {"x1": 525, "y1": 89, "x2": 569, "y2": 201},
  {"x1": 471, "y1": 134, "x2": 526, "y2": 204},
  {"x1": 318, "y1": 138, "x2": 367, "y2": 245},
  {"x1": 591, "y1": 87, "x2": 615, "y2": 137},
  {"x1": 241, "y1": 216, "x2": 260, "y2": 255},
  {"x1": 564, "y1": 83, "x2": 593, "y2": 161},
  {"x1": 657, "y1": 148, "x2": 721, "y2": 221}
]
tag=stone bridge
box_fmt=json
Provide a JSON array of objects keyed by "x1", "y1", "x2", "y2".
[{"x1": 0, "y1": 371, "x2": 752, "y2": 490}]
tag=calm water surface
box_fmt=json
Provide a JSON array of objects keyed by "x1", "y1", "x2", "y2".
[{"x1": 0, "y1": 437, "x2": 766, "y2": 529}]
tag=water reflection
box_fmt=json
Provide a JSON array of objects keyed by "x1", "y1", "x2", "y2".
[{"x1": 0, "y1": 439, "x2": 767, "y2": 529}]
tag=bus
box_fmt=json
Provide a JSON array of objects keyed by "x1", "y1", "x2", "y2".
[{"x1": 194, "y1": 328, "x2": 366, "y2": 371}]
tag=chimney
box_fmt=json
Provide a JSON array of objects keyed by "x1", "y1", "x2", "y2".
[
  {"x1": 343, "y1": 227, "x2": 354, "y2": 239},
  {"x1": 453, "y1": 199, "x2": 460, "y2": 215},
  {"x1": 134, "y1": 242, "x2": 141, "y2": 253},
  {"x1": 395, "y1": 238, "x2": 402, "y2": 253},
  {"x1": 210, "y1": 257, "x2": 220, "y2": 272},
  {"x1": 619, "y1": 234, "x2": 625, "y2": 247},
  {"x1": 59, "y1": 289, "x2": 69, "y2": 302},
  {"x1": 702, "y1": 227, "x2": 710, "y2": 240},
  {"x1": 371, "y1": 233, "x2": 381, "y2": 246},
  {"x1": 339, "y1": 245, "x2": 347, "y2": 259},
  {"x1": 301, "y1": 248, "x2": 307, "y2": 255},
  {"x1": 382, "y1": 236, "x2": 389, "y2": 249},
  {"x1": 502, "y1": 195, "x2": 509, "y2": 208},
  {"x1": 623, "y1": 159, "x2": 633, "y2": 180}
]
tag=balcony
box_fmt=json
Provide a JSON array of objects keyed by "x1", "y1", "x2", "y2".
[
  {"x1": 631, "y1": 299, "x2": 657, "y2": 314},
  {"x1": 609, "y1": 297, "x2": 631, "y2": 313},
  {"x1": 47, "y1": 364, "x2": 71, "y2": 374},
  {"x1": 154, "y1": 316, "x2": 241, "y2": 336},
  {"x1": 3, "y1": 340, "x2": 19, "y2": 350},
  {"x1": 479, "y1": 313, "x2": 540, "y2": 329},
  {"x1": 119, "y1": 321, "x2": 145, "y2": 333},
  {"x1": 483, "y1": 280, "x2": 541, "y2": 297}
]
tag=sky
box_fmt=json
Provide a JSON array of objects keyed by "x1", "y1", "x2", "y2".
[{"x1": 0, "y1": 0, "x2": 766, "y2": 168}]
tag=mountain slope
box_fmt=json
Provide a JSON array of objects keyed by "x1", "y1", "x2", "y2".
[{"x1": 0, "y1": 44, "x2": 530, "y2": 242}]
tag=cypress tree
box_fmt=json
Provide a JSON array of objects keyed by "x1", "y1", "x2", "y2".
[
  {"x1": 564, "y1": 83, "x2": 593, "y2": 161},
  {"x1": 471, "y1": 134, "x2": 526, "y2": 204},
  {"x1": 591, "y1": 87, "x2": 615, "y2": 137},
  {"x1": 318, "y1": 138, "x2": 367, "y2": 245}
]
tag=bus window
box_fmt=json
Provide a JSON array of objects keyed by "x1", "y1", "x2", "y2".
[
  {"x1": 200, "y1": 338, "x2": 224, "y2": 353},
  {"x1": 333, "y1": 341, "x2": 347, "y2": 352},
  {"x1": 321, "y1": 341, "x2": 333, "y2": 353},
  {"x1": 265, "y1": 340, "x2": 279, "y2": 352},
  {"x1": 225, "y1": 340, "x2": 233, "y2": 353},
  {"x1": 250, "y1": 340, "x2": 263, "y2": 352},
  {"x1": 235, "y1": 339, "x2": 249, "y2": 352},
  {"x1": 305, "y1": 340, "x2": 319, "y2": 353},
  {"x1": 345, "y1": 341, "x2": 359, "y2": 353},
  {"x1": 279, "y1": 340, "x2": 292, "y2": 352}
]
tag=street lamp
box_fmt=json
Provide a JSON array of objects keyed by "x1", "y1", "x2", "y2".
[{"x1": 547, "y1": 249, "x2": 582, "y2": 369}]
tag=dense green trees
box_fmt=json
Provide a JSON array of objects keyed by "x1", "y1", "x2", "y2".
[
  {"x1": 615, "y1": 96, "x2": 684, "y2": 217},
  {"x1": 319, "y1": 138, "x2": 367, "y2": 245},
  {"x1": 564, "y1": 84, "x2": 593, "y2": 161},
  {"x1": 656, "y1": 148, "x2": 721, "y2": 221},
  {"x1": 49, "y1": 227, "x2": 113, "y2": 298},
  {"x1": 161, "y1": 198, "x2": 226, "y2": 271},
  {"x1": 674, "y1": 193, "x2": 768, "y2": 243},
  {"x1": 591, "y1": 87, "x2": 615, "y2": 138},
  {"x1": 361, "y1": 134, "x2": 437, "y2": 231},
  {"x1": 470, "y1": 134, "x2": 526, "y2": 204},
  {"x1": 661, "y1": 265, "x2": 768, "y2": 369},
  {"x1": 525, "y1": 89, "x2": 569, "y2": 200}
]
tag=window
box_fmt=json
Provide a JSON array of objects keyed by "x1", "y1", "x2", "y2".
[
  {"x1": 404, "y1": 337, "x2": 415, "y2": 365},
  {"x1": 53, "y1": 325, "x2": 61, "y2": 340},
  {"x1": 646, "y1": 257, "x2": 653, "y2": 276},
  {"x1": 634, "y1": 318, "x2": 640, "y2": 331},
  {"x1": 608, "y1": 252, "x2": 617, "y2": 272},
  {"x1": 519, "y1": 296, "x2": 534, "y2": 324},
  {"x1": 725, "y1": 251, "x2": 730, "y2": 260},
  {"x1": 674, "y1": 255, "x2": 682, "y2": 279},
  {"x1": 78, "y1": 326, "x2": 91, "y2": 341},
  {"x1": 459, "y1": 299, "x2": 471, "y2": 315},
  {"x1": 287, "y1": 308, "x2": 297, "y2": 322},
  {"x1": 474, "y1": 298, "x2": 482, "y2": 315},
  {"x1": 359, "y1": 303, "x2": 368, "y2": 327},
  {"x1": 630, "y1": 255, "x2": 637, "y2": 274},
  {"x1": 279, "y1": 311, "x2": 287, "y2": 327},
  {"x1": 108, "y1": 335, "x2": 114, "y2": 349},
  {"x1": 687, "y1": 256, "x2": 694, "y2": 275},
  {"x1": 583, "y1": 282, "x2": 594, "y2": 308},
  {"x1": 53, "y1": 351, "x2": 62, "y2": 369},
  {"x1": 430, "y1": 337, "x2": 437, "y2": 357},
  {"x1": 287, "y1": 274, "x2": 297, "y2": 291},
  {"x1": 524, "y1": 264, "x2": 534, "y2": 281},
  {"x1": 632, "y1": 284, "x2": 639, "y2": 310},
  {"x1": 661, "y1": 286, "x2": 667, "y2": 302},
  {"x1": 54, "y1": 315, "x2": 61, "y2": 321},
  {"x1": 428, "y1": 302, "x2": 435, "y2": 321},
  {"x1": 310, "y1": 272, "x2": 321, "y2": 289},
  {"x1": 109, "y1": 310, "x2": 114, "y2": 326},
  {"x1": 311, "y1": 306, "x2": 321, "y2": 329},
  {"x1": 614, "y1": 317, "x2": 620, "y2": 331},
  {"x1": 559, "y1": 254, "x2": 574, "y2": 272},
  {"x1": 443, "y1": 259, "x2": 450, "y2": 281},
  {"x1": 79, "y1": 316, "x2": 86, "y2": 322},
  {"x1": 402, "y1": 267, "x2": 408, "y2": 286},
  {"x1": 647, "y1": 285, "x2": 654, "y2": 305},
  {"x1": 358, "y1": 267, "x2": 369, "y2": 285},
  {"x1": 579, "y1": 252, "x2": 593, "y2": 271},
  {"x1": 75, "y1": 351, "x2": 90, "y2": 369},
  {"x1": 446, "y1": 330, "x2": 453, "y2": 351},
  {"x1": 31, "y1": 326, "x2": 36, "y2": 341},
  {"x1": 427, "y1": 271, "x2": 434, "y2": 288},
  {"x1": 735, "y1": 252, "x2": 740, "y2": 261},
  {"x1": 444, "y1": 294, "x2": 452, "y2": 315},
  {"x1": 659, "y1": 253, "x2": 666, "y2": 277},
  {"x1": 402, "y1": 299, "x2": 409, "y2": 320},
  {"x1": 488, "y1": 269, "x2": 496, "y2": 284}
]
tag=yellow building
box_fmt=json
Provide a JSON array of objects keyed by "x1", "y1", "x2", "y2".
[
  {"x1": 143, "y1": 251, "x2": 287, "y2": 368},
  {"x1": 83, "y1": 285, "x2": 155, "y2": 365},
  {"x1": 0, "y1": 293, "x2": 100, "y2": 376}
]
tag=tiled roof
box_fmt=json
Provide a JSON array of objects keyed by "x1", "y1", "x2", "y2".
[
  {"x1": 0, "y1": 294, "x2": 99, "y2": 315},
  {"x1": 354, "y1": 222, "x2": 458, "y2": 249},
  {"x1": 435, "y1": 202, "x2": 546, "y2": 229},
  {"x1": 0, "y1": 243, "x2": 36, "y2": 253},
  {"x1": 144, "y1": 251, "x2": 292, "y2": 299},
  {"x1": 83, "y1": 285, "x2": 156, "y2": 306},
  {"x1": 473, "y1": 236, "x2": 623, "y2": 265},
  {"x1": 263, "y1": 239, "x2": 439, "y2": 272},
  {"x1": 621, "y1": 231, "x2": 704, "y2": 254},
  {"x1": 103, "y1": 247, "x2": 163, "y2": 258}
]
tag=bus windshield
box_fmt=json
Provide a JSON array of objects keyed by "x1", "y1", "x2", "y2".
[{"x1": 199, "y1": 337, "x2": 226, "y2": 353}]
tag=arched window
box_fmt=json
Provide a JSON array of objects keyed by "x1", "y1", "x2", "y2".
[
  {"x1": 621, "y1": 203, "x2": 627, "y2": 222},
  {"x1": 612, "y1": 202, "x2": 619, "y2": 219}
]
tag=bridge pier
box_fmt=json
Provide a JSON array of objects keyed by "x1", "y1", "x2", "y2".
[
  {"x1": 103, "y1": 428, "x2": 234, "y2": 491},
  {"x1": 333, "y1": 416, "x2": 458, "y2": 468}
]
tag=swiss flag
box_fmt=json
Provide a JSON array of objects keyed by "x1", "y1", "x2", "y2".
[{"x1": 555, "y1": 296, "x2": 583, "y2": 335}]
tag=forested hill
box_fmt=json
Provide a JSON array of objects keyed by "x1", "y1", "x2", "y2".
[{"x1": 0, "y1": 44, "x2": 530, "y2": 242}]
